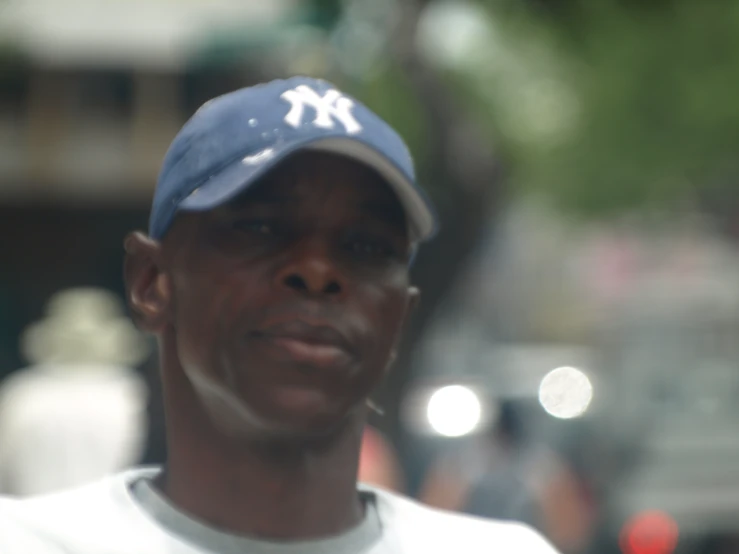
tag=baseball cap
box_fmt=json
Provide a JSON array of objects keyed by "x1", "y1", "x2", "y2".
[{"x1": 149, "y1": 76, "x2": 438, "y2": 244}]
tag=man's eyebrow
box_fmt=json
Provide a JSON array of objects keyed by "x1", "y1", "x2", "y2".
[
  {"x1": 360, "y1": 200, "x2": 407, "y2": 230},
  {"x1": 228, "y1": 188, "x2": 290, "y2": 209}
]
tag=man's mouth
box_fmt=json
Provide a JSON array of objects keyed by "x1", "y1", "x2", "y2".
[{"x1": 251, "y1": 319, "x2": 355, "y2": 370}]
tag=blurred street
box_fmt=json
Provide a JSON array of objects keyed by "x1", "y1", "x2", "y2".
[{"x1": 3, "y1": 1, "x2": 739, "y2": 553}]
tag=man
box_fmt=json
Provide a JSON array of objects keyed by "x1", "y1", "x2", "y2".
[{"x1": 0, "y1": 76, "x2": 559, "y2": 553}]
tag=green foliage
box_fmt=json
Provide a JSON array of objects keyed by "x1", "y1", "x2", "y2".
[
  {"x1": 449, "y1": 0, "x2": 739, "y2": 218},
  {"x1": 305, "y1": 0, "x2": 344, "y2": 29},
  {"x1": 356, "y1": 71, "x2": 433, "y2": 178}
]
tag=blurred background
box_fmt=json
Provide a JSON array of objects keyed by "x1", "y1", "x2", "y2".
[{"x1": 2, "y1": 0, "x2": 739, "y2": 552}]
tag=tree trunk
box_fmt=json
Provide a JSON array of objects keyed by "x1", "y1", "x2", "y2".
[{"x1": 374, "y1": 0, "x2": 504, "y2": 476}]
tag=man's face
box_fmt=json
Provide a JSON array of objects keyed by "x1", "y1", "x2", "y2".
[{"x1": 157, "y1": 152, "x2": 416, "y2": 439}]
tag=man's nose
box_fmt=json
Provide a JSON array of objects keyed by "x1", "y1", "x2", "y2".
[{"x1": 275, "y1": 239, "x2": 346, "y2": 298}]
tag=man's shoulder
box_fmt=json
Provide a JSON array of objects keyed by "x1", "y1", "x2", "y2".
[
  {"x1": 0, "y1": 468, "x2": 162, "y2": 553},
  {"x1": 0, "y1": 475, "x2": 559, "y2": 554},
  {"x1": 368, "y1": 486, "x2": 560, "y2": 553},
  {"x1": 0, "y1": 484, "x2": 107, "y2": 553},
  {"x1": 1, "y1": 468, "x2": 141, "y2": 518}
]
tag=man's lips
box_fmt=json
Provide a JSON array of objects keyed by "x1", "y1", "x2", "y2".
[{"x1": 250, "y1": 319, "x2": 355, "y2": 370}]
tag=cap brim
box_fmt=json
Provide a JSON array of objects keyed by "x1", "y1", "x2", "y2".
[{"x1": 177, "y1": 135, "x2": 437, "y2": 242}]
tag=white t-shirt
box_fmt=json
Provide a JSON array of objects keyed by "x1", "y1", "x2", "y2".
[{"x1": 0, "y1": 467, "x2": 560, "y2": 554}]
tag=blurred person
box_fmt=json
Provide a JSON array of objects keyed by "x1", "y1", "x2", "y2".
[
  {"x1": 358, "y1": 425, "x2": 405, "y2": 493},
  {"x1": 0, "y1": 288, "x2": 150, "y2": 496},
  {"x1": 0, "y1": 77, "x2": 559, "y2": 553},
  {"x1": 420, "y1": 401, "x2": 592, "y2": 553}
]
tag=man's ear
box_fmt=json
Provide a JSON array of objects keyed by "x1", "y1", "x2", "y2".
[
  {"x1": 384, "y1": 286, "x2": 421, "y2": 373},
  {"x1": 123, "y1": 231, "x2": 171, "y2": 334},
  {"x1": 407, "y1": 286, "x2": 420, "y2": 318},
  {"x1": 398, "y1": 285, "x2": 420, "y2": 348}
]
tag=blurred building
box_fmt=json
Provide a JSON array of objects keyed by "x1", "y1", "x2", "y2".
[
  {"x1": 0, "y1": 0, "x2": 337, "y2": 374},
  {"x1": 0, "y1": 2, "x2": 311, "y2": 491},
  {"x1": 402, "y1": 198, "x2": 739, "y2": 552}
]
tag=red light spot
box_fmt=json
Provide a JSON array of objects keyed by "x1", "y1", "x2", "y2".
[{"x1": 620, "y1": 511, "x2": 679, "y2": 554}]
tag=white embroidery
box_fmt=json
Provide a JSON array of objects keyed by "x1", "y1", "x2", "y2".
[{"x1": 281, "y1": 85, "x2": 362, "y2": 135}]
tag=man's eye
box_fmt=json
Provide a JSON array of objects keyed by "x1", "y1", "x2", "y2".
[
  {"x1": 346, "y1": 236, "x2": 396, "y2": 259},
  {"x1": 232, "y1": 220, "x2": 276, "y2": 235}
]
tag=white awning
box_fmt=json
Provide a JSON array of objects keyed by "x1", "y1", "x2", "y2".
[{"x1": 0, "y1": 0, "x2": 298, "y2": 69}]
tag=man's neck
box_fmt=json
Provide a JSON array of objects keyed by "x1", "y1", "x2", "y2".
[{"x1": 160, "y1": 421, "x2": 365, "y2": 540}]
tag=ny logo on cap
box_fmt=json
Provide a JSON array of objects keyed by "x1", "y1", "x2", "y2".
[{"x1": 281, "y1": 85, "x2": 363, "y2": 135}]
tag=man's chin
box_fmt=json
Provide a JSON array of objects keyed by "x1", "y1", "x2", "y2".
[{"x1": 239, "y1": 387, "x2": 358, "y2": 441}]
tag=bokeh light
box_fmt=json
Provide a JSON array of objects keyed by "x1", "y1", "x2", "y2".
[
  {"x1": 620, "y1": 511, "x2": 679, "y2": 554},
  {"x1": 426, "y1": 385, "x2": 482, "y2": 437},
  {"x1": 538, "y1": 366, "x2": 594, "y2": 419}
]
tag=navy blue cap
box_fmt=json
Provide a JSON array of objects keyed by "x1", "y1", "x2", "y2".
[{"x1": 149, "y1": 76, "x2": 438, "y2": 243}]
